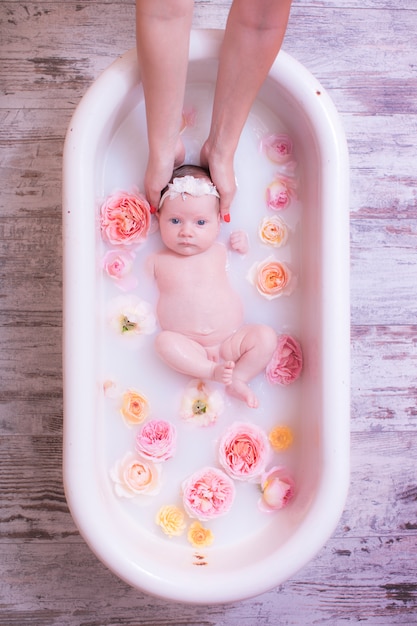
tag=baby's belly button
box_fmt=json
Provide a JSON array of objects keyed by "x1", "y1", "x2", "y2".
[{"x1": 198, "y1": 327, "x2": 215, "y2": 336}]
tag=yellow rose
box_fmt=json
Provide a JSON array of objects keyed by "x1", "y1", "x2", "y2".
[
  {"x1": 120, "y1": 389, "x2": 149, "y2": 425},
  {"x1": 258, "y1": 216, "x2": 289, "y2": 247},
  {"x1": 156, "y1": 505, "x2": 186, "y2": 537},
  {"x1": 269, "y1": 425, "x2": 294, "y2": 451},
  {"x1": 187, "y1": 522, "x2": 214, "y2": 548}
]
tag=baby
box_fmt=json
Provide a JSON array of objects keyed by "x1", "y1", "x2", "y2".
[{"x1": 148, "y1": 165, "x2": 277, "y2": 408}]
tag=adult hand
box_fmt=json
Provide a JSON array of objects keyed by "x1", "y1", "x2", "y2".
[
  {"x1": 200, "y1": 141, "x2": 236, "y2": 222},
  {"x1": 144, "y1": 139, "x2": 186, "y2": 211}
]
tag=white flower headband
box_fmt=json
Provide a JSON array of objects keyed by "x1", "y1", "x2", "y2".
[{"x1": 159, "y1": 175, "x2": 220, "y2": 208}]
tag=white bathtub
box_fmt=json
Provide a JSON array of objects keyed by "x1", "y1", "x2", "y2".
[{"x1": 62, "y1": 30, "x2": 350, "y2": 604}]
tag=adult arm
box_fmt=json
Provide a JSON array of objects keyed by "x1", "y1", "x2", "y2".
[
  {"x1": 136, "y1": 0, "x2": 193, "y2": 209},
  {"x1": 201, "y1": 0, "x2": 293, "y2": 219}
]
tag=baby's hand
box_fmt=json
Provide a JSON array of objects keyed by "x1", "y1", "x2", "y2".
[{"x1": 229, "y1": 230, "x2": 249, "y2": 254}]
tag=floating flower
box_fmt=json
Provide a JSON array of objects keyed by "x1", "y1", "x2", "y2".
[
  {"x1": 102, "y1": 249, "x2": 138, "y2": 291},
  {"x1": 110, "y1": 452, "x2": 161, "y2": 498},
  {"x1": 136, "y1": 419, "x2": 176, "y2": 462},
  {"x1": 187, "y1": 521, "x2": 214, "y2": 548},
  {"x1": 266, "y1": 177, "x2": 296, "y2": 211},
  {"x1": 258, "y1": 215, "x2": 289, "y2": 248},
  {"x1": 100, "y1": 189, "x2": 151, "y2": 246},
  {"x1": 247, "y1": 256, "x2": 294, "y2": 299},
  {"x1": 259, "y1": 466, "x2": 295, "y2": 513},
  {"x1": 261, "y1": 133, "x2": 293, "y2": 164},
  {"x1": 120, "y1": 389, "x2": 149, "y2": 426},
  {"x1": 266, "y1": 334, "x2": 303, "y2": 385},
  {"x1": 180, "y1": 106, "x2": 197, "y2": 133},
  {"x1": 180, "y1": 380, "x2": 224, "y2": 427},
  {"x1": 108, "y1": 295, "x2": 156, "y2": 343},
  {"x1": 103, "y1": 379, "x2": 121, "y2": 399},
  {"x1": 269, "y1": 425, "x2": 294, "y2": 451},
  {"x1": 156, "y1": 505, "x2": 186, "y2": 537},
  {"x1": 218, "y1": 421, "x2": 269, "y2": 482},
  {"x1": 182, "y1": 467, "x2": 235, "y2": 521}
]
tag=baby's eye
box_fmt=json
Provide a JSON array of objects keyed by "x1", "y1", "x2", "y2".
[
  {"x1": 170, "y1": 217, "x2": 180, "y2": 225},
  {"x1": 197, "y1": 219, "x2": 206, "y2": 226}
]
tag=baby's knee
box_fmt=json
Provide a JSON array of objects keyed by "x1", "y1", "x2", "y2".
[
  {"x1": 256, "y1": 324, "x2": 278, "y2": 353},
  {"x1": 154, "y1": 330, "x2": 175, "y2": 357}
]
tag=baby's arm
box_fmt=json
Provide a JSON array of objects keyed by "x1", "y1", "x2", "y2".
[{"x1": 229, "y1": 230, "x2": 249, "y2": 254}]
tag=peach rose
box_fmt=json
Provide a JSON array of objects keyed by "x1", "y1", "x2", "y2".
[
  {"x1": 269, "y1": 425, "x2": 294, "y2": 451},
  {"x1": 266, "y1": 334, "x2": 303, "y2": 385},
  {"x1": 261, "y1": 133, "x2": 293, "y2": 164},
  {"x1": 258, "y1": 215, "x2": 289, "y2": 248},
  {"x1": 266, "y1": 178, "x2": 295, "y2": 211},
  {"x1": 182, "y1": 467, "x2": 235, "y2": 521},
  {"x1": 110, "y1": 452, "x2": 161, "y2": 498},
  {"x1": 218, "y1": 421, "x2": 269, "y2": 481},
  {"x1": 259, "y1": 466, "x2": 295, "y2": 513},
  {"x1": 100, "y1": 189, "x2": 151, "y2": 246},
  {"x1": 187, "y1": 521, "x2": 214, "y2": 548},
  {"x1": 120, "y1": 389, "x2": 149, "y2": 426},
  {"x1": 156, "y1": 505, "x2": 186, "y2": 537},
  {"x1": 102, "y1": 249, "x2": 138, "y2": 291},
  {"x1": 247, "y1": 256, "x2": 293, "y2": 299},
  {"x1": 135, "y1": 419, "x2": 176, "y2": 462}
]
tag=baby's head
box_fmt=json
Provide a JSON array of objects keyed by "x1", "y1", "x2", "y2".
[
  {"x1": 157, "y1": 165, "x2": 221, "y2": 256},
  {"x1": 159, "y1": 164, "x2": 220, "y2": 211}
]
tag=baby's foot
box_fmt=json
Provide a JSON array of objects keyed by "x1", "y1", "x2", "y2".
[
  {"x1": 226, "y1": 379, "x2": 259, "y2": 408},
  {"x1": 212, "y1": 360, "x2": 235, "y2": 385}
]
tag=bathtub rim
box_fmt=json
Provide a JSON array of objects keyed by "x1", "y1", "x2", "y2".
[{"x1": 62, "y1": 30, "x2": 350, "y2": 604}]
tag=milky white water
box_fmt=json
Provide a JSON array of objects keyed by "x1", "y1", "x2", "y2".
[{"x1": 95, "y1": 82, "x2": 304, "y2": 554}]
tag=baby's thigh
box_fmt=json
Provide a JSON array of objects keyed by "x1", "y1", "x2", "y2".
[
  {"x1": 220, "y1": 324, "x2": 277, "y2": 361},
  {"x1": 220, "y1": 326, "x2": 254, "y2": 362}
]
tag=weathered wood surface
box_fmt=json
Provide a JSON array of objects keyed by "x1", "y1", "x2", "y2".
[{"x1": 1, "y1": 0, "x2": 416, "y2": 623}]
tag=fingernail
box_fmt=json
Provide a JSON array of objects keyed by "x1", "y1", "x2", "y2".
[
  {"x1": 224, "y1": 213, "x2": 230, "y2": 223},
  {"x1": 150, "y1": 205, "x2": 157, "y2": 214}
]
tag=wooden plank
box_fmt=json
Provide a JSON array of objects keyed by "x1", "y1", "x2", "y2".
[
  {"x1": 0, "y1": 534, "x2": 415, "y2": 625},
  {"x1": 2, "y1": 4, "x2": 416, "y2": 116},
  {"x1": 351, "y1": 221, "x2": 417, "y2": 323},
  {"x1": 1, "y1": 0, "x2": 417, "y2": 621}
]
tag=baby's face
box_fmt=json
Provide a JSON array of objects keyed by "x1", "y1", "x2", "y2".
[{"x1": 158, "y1": 193, "x2": 220, "y2": 256}]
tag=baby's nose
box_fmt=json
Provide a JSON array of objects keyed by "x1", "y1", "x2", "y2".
[{"x1": 179, "y1": 222, "x2": 193, "y2": 236}]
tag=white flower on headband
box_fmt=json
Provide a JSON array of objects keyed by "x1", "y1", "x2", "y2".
[{"x1": 159, "y1": 175, "x2": 220, "y2": 208}]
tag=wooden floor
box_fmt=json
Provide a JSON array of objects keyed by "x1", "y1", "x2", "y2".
[{"x1": 1, "y1": 0, "x2": 416, "y2": 624}]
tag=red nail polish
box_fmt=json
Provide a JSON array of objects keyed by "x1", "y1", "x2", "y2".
[
  {"x1": 150, "y1": 205, "x2": 157, "y2": 214},
  {"x1": 224, "y1": 213, "x2": 230, "y2": 223}
]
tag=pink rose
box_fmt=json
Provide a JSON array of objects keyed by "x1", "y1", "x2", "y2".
[
  {"x1": 110, "y1": 452, "x2": 161, "y2": 498},
  {"x1": 135, "y1": 419, "x2": 176, "y2": 462},
  {"x1": 100, "y1": 189, "x2": 151, "y2": 245},
  {"x1": 218, "y1": 421, "x2": 269, "y2": 481},
  {"x1": 259, "y1": 466, "x2": 295, "y2": 512},
  {"x1": 266, "y1": 334, "x2": 303, "y2": 385},
  {"x1": 182, "y1": 467, "x2": 235, "y2": 521},
  {"x1": 261, "y1": 133, "x2": 293, "y2": 164},
  {"x1": 266, "y1": 177, "x2": 296, "y2": 211},
  {"x1": 102, "y1": 249, "x2": 138, "y2": 291}
]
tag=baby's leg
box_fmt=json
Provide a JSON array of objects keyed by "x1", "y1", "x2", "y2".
[
  {"x1": 221, "y1": 325, "x2": 277, "y2": 408},
  {"x1": 155, "y1": 331, "x2": 234, "y2": 383}
]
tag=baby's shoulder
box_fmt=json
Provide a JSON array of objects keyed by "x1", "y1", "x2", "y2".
[{"x1": 147, "y1": 249, "x2": 176, "y2": 277}]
